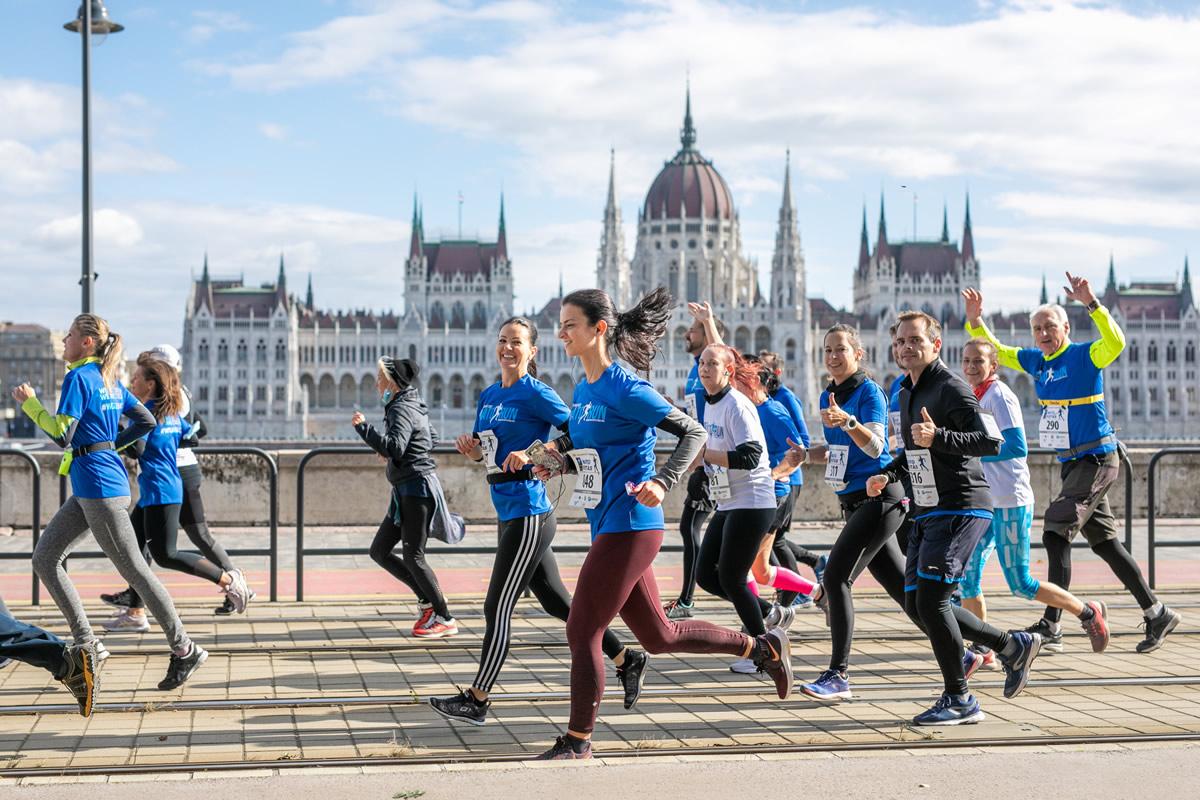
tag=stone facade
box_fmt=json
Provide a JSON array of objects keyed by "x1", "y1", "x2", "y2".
[{"x1": 0, "y1": 323, "x2": 66, "y2": 439}]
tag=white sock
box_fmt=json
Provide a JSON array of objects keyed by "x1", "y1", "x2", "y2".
[{"x1": 1147, "y1": 601, "x2": 1164, "y2": 618}]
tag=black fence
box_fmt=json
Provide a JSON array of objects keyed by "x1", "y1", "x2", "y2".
[
  {"x1": 1146, "y1": 447, "x2": 1200, "y2": 589},
  {"x1": 0, "y1": 448, "x2": 42, "y2": 603}
]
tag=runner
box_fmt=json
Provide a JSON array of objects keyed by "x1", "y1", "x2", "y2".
[
  {"x1": 663, "y1": 301, "x2": 726, "y2": 620},
  {"x1": 353, "y1": 356, "x2": 458, "y2": 638},
  {"x1": 959, "y1": 338, "x2": 1109, "y2": 663},
  {"x1": 14, "y1": 314, "x2": 207, "y2": 690},
  {"x1": 101, "y1": 353, "x2": 253, "y2": 633},
  {"x1": 0, "y1": 596, "x2": 100, "y2": 716},
  {"x1": 532, "y1": 288, "x2": 792, "y2": 761},
  {"x1": 964, "y1": 278, "x2": 1179, "y2": 653},
  {"x1": 870, "y1": 310, "x2": 1041, "y2": 725},
  {"x1": 429, "y1": 317, "x2": 646, "y2": 726}
]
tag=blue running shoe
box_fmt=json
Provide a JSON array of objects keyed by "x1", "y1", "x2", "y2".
[
  {"x1": 813, "y1": 555, "x2": 827, "y2": 585},
  {"x1": 913, "y1": 692, "x2": 984, "y2": 726},
  {"x1": 800, "y1": 669, "x2": 852, "y2": 702},
  {"x1": 791, "y1": 593, "x2": 814, "y2": 609},
  {"x1": 998, "y1": 630, "x2": 1042, "y2": 699},
  {"x1": 962, "y1": 647, "x2": 984, "y2": 680}
]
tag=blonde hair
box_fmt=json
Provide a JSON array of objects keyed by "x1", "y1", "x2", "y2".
[{"x1": 72, "y1": 314, "x2": 123, "y2": 390}]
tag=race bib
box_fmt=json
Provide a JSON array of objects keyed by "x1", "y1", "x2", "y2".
[
  {"x1": 568, "y1": 448, "x2": 603, "y2": 509},
  {"x1": 824, "y1": 444, "x2": 850, "y2": 491},
  {"x1": 707, "y1": 465, "x2": 732, "y2": 501},
  {"x1": 906, "y1": 448, "x2": 940, "y2": 506},
  {"x1": 981, "y1": 412, "x2": 1002, "y2": 441},
  {"x1": 888, "y1": 411, "x2": 903, "y2": 452},
  {"x1": 684, "y1": 394, "x2": 698, "y2": 420},
  {"x1": 1039, "y1": 405, "x2": 1069, "y2": 449},
  {"x1": 477, "y1": 431, "x2": 501, "y2": 475}
]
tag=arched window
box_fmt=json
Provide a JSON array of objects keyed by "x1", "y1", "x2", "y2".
[
  {"x1": 317, "y1": 374, "x2": 336, "y2": 408},
  {"x1": 428, "y1": 302, "x2": 445, "y2": 328},
  {"x1": 472, "y1": 302, "x2": 487, "y2": 329},
  {"x1": 450, "y1": 302, "x2": 466, "y2": 329},
  {"x1": 734, "y1": 326, "x2": 751, "y2": 353},
  {"x1": 469, "y1": 374, "x2": 487, "y2": 407},
  {"x1": 339, "y1": 374, "x2": 357, "y2": 407},
  {"x1": 217, "y1": 340, "x2": 229, "y2": 364},
  {"x1": 785, "y1": 338, "x2": 796, "y2": 362},
  {"x1": 1167, "y1": 342, "x2": 1177, "y2": 363},
  {"x1": 754, "y1": 326, "x2": 771, "y2": 355},
  {"x1": 236, "y1": 339, "x2": 248, "y2": 364},
  {"x1": 408, "y1": 344, "x2": 417, "y2": 362},
  {"x1": 359, "y1": 374, "x2": 375, "y2": 407},
  {"x1": 1187, "y1": 343, "x2": 1197, "y2": 363},
  {"x1": 675, "y1": 325, "x2": 688, "y2": 355},
  {"x1": 256, "y1": 340, "x2": 267, "y2": 364},
  {"x1": 686, "y1": 263, "x2": 699, "y2": 303},
  {"x1": 274, "y1": 340, "x2": 286, "y2": 361},
  {"x1": 428, "y1": 375, "x2": 444, "y2": 406},
  {"x1": 1148, "y1": 343, "x2": 1158, "y2": 362},
  {"x1": 449, "y1": 374, "x2": 465, "y2": 408},
  {"x1": 299, "y1": 375, "x2": 316, "y2": 408},
  {"x1": 198, "y1": 339, "x2": 210, "y2": 361}
]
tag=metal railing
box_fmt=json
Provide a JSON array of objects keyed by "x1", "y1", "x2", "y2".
[
  {"x1": 1025, "y1": 447, "x2": 1134, "y2": 552},
  {"x1": 1146, "y1": 447, "x2": 1200, "y2": 589},
  {"x1": 0, "y1": 449, "x2": 42, "y2": 604}
]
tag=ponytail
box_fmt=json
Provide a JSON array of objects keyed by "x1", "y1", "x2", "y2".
[
  {"x1": 710, "y1": 345, "x2": 764, "y2": 402},
  {"x1": 562, "y1": 286, "x2": 672, "y2": 372},
  {"x1": 71, "y1": 314, "x2": 123, "y2": 390}
]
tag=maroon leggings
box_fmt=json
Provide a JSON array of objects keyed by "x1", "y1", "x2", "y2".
[{"x1": 566, "y1": 529, "x2": 749, "y2": 733}]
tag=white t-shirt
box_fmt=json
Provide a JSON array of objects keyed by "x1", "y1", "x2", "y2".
[
  {"x1": 175, "y1": 388, "x2": 198, "y2": 468},
  {"x1": 979, "y1": 380, "x2": 1033, "y2": 509},
  {"x1": 703, "y1": 388, "x2": 777, "y2": 511}
]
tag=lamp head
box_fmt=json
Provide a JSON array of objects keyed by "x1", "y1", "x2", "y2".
[{"x1": 64, "y1": 1, "x2": 124, "y2": 35}]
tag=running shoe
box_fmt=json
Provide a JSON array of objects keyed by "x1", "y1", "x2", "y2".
[
  {"x1": 412, "y1": 603, "x2": 434, "y2": 635},
  {"x1": 813, "y1": 555, "x2": 827, "y2": 585},
  {"x1": 729, "y1": 658, "x2": 759, "y2": 675},
  {"x1": 790, "y1": 593, "x2": 814, "y2": 609},
  {"x1": 1022, "y1": 618, "x2": 1063, "y2": 654},
  {"x1": 1080, "y1": 600, "x2": 1110, "y2": 653},
  {"x1": 0, "y1": 657, "x2": 12, "y2": 670},
  {"x1": 663, "y1": 599, "x2": 694, "y2": 620},
  {"x1": 801, "y1": 669, "x2": 852, "y2": 701},
  {"x1": 157, "y1": 644, "x2": 208, "y2": 690},
  {"x1": 753, "y1": 627, "x2": 793, "y2": 700},
  {"x1": 969, "y1": 643, "x2": 997, "y2": 670},
  {"x1": 962, "y1": 647, "x2": 984, "y2": 680},
  {"x1": 764, "y1": 603, "x2": 796, "y2": 631},
  {"x1": 998, "y1": 631, "x2": 1042, "y2": 699},
  {"x1": 215, "y1": 596, "x2": 236, "y2": 616},
  {"x1": 534, "y1": 735, "x2": 593, "y2": 760},
  {"x1": 912, "y1": 692, "x2": 984, "y2": 726},
  {"x1": 615, "y1": 648, "x2": 649, "y2": 710},
  {"x1": 59, "y1": 643, "x2": 101, "y2": 718},
  {"x1": 102, "y1": 610, "x2": 150, "y2": 633},
  {"x1": 99, "y1": 587, "x2": 137, "y2": 609},
  {"x1": 223, "y1": 569, "x2": 254, "y2": 614},
  {"x1": 413, "y1": 615, "x2": 458, "y2": 639},
  {"x1": 1137, "y1": 606, "x2": 1182, "y2": 654},
  {"x1": 95, "y1": 641, "x2": 110, "y2": 662},
  {"x1": 429, "y1": 689, "x2": 489, "y2": 726}
]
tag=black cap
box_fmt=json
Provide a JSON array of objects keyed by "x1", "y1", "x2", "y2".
[{"x1": 380, "y1": 356, "x2": 419, "y2": 390}]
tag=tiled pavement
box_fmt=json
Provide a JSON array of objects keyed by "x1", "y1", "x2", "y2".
[{"x1": 2, "y1": 590, "x2": 1200, "y2": 773}]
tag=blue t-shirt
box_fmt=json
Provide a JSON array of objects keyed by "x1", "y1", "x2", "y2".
[
  {"x1": 757, "y1": 398, "x2": 801, "y2": 497},
  {"x1": 684, "y1": 358, "x2": 705, "y2": 424},
  {"x1": 1016, "y1": 343, "x2": 1116, "y2": 461},
  {"x1": 770, "y1": 384, "x2": 812, "y2": 486},
  {"x1": 56, "y1": 362, "x2": 139, "y2": 499},
  {"x1": 137, "y1": 405, "x2": 193, "y2": 507},
  {"x1": 569, "y1": 363, "x2": 673, "y2": 537},
  {"x1": 474, "y1": 375, "x2": 570, "y2": 522},
  {"x1": 888, "y1": 374, "x2": 905, "y2": 456},
  {"x1": 820, "y1": 379, "x2": 893, "y2": 495}
]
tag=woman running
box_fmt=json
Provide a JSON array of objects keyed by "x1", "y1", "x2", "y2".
[
  {"x1": 530, "y1": 288, "x2": 791, "y2": 761},
  {"x1": 429, "y1": 317, "x2": 646, "y2": 726},
  {"x1": 14, "y1": 314, "x2": 206, "y2": 690},
  {"x1": 100, "y1": 344, "x2": 253, "y2": 616},
  {"x1": 799, "y1": 324, "x2": 909, "y2": 702},
  {"x1": 353, "y1": 356, "x2": 457, "y2": 638},
  {"x1": 101, "y1": 353, "x2": 253, "y2": 633}
]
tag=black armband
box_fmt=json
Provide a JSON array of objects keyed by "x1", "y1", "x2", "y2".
[{"x1": 726, "y1": 441, "x2": 764, "y2": 470}]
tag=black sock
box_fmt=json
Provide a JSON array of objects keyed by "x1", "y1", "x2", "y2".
[
  {"x1": 1079, "y1": 605, "x2": 1095, "y2": 622},
  {"x1": 565, "y1": 733, "x2": 589, "y2": 752}
]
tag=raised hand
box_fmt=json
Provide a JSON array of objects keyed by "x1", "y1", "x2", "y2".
[
  {"x1": 911, "y1": 406, "x2": 937, "y2": 448},
  {"x1": 687, "y1": 301, "x2": 714, "y2": 323},
  {"x1": 961, "y1": 287, "x2": 984, "y2": 323},
  {"x1": 10, "y1": 383, "x2": 35, "y2": 404},
  {"x1": 821, "y1": 392, "x2": 850, "y2": 429},
  {"x1": 1063, "y1": 272, "x2": 1096, "y2": 306}
]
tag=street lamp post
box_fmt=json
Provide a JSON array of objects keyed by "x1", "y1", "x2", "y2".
[{"x1": 64, "y1": 1, "x2": 123, "y2": 315}]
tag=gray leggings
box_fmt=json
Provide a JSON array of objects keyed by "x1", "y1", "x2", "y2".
[{"x1": 33, "y1": 495, "x2": 191, "y2": 653}]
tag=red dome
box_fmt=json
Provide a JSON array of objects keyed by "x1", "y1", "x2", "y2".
[{"x1": 642, "y1": 92, "x2": 734, "y2": 221}]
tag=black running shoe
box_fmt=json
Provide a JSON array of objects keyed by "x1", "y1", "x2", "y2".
[
  {"x1": 534, "y1": 735, "x2": 593, "y2": 760},
  {"x1": 157, "y1": 645, "x2": 208, "y2": 690},
  {"x1": 1023, "y1": 618, "x2": 1063, "y2": 654},
  {"x1": 100, "y1": 588, "x2": 137, "y2": 609},
  {"x1": 1137, "y1": 607, "x2": 1181, "y2": 654},
  {"x1": 0, "y1": 657, "x2": 12, "y2": 671},
  {"x1": 59, "y1": 643, "x2": 101, "y2": 717},
  {"x1": 214, "y1": 595, "x2": 236, "y2": 616},
  {"x1": 429, "y1": 689, "x2": 490, "y2": 726},
  {"x1": 616, "y1": 648, "x2": 649, "y2": 710},
  {"x1": 753, "y1": 627, "x2": 793, "y2": 700}
]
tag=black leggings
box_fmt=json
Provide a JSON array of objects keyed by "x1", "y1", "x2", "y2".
[
  {"x1": 676, "y1": 469, "x2": 713, "y2": 605},
  {"x1": 824, "y1": 487, "x2": 909, "y2": 673},
  {"x1": 1041, "y1": 533, "x2": 1156, "y2": 623},
  {"x1": 371, "y1": 494, "x2": 450, "y2": 619},
  {"x1": 695, "y1": 508, "x2": 776, "y2": 636},
  {"x1": 127, "y1": 503, "x2": 224, "y2": 609},
  {"x1": 473, "y1": 512, "x2": 622, "y2": 693},
  {"x1": 177, "y1": 464, "x2": 235, "y2": 572},
  {"x1": 906, "y1": 579, "x2": 1010, "y2": 696}
]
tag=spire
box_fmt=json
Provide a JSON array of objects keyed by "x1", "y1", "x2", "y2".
[
  {"x1": 857, "y1": 203, "x2": 870, "y2": 274},
  {"x1": 1106, "y1": 253, "x2": 1117, "y2": 292},
  {"x1": 275, "y1": 252, "x2": 288, "y2": 307},
  {"x1": 940, "y1": 201, "x2": 949, "y2": 243},
  {"x1": 497, "y1": 193, "x2": 507, "y2": 258},
  {"x1": 306, "y1": 272, "x2": 314, "y2": 310},
  {"x1": 875, "y1": 192, "x2": 891, "y2": 260},
  {"x1": 781, "y1": 149, "x2": 794, "y2": 212},
  {"x1": 277, "y1": 252, "x2": 286, "y2": 286},
  {"x1": 558, "y1": 269, "x2": 564, "y2": 299},
  {"x1": 201, "y1": 251, "x2": 209, "y2": 283},
  {"x1": 597, "y1": 148, "x2": 630, "y2": 308},
  {"x1": 1039, "y1": 272, "x2": 1048, "y2": 305},
  {"x1": 770, "y1": 150, "x2": 806, "y2": 310},
  {"x1": 408, "y1": 193, "x2": 422, "y2": 258},
  {"x1": 195, "y1": 251, "x2": 213, "y2": 312},
  {"x1": 962, "y1": 192, "x2": 975, "y2": 261},
  {"x1": 606, "y1": 148, "x2": 617, "y2": 209},
  {"x1": 1181, "y1": 254, "x2": 1192, "y2": 310},
  {"x1": 680, "y1": 82, "x2": 697, "y2": 151}
]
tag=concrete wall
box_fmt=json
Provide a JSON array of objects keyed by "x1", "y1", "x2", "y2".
[{"x1": 2, "y1": 446, "x2": 1198, "y2": 528}]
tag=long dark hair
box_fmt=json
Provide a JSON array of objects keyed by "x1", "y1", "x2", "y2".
[
  {"x1": 745, "y1": 352, "x2": 781, "y2": 396},
  {"x1": 136, "y1": 352, "x2": 183, "y2": 422},
  {"x1": 500, "y1": 316, "x2": 539, "y2": 378},
  {"x1": 562, "y1": 287, "x2": 672, "y2": 371}
]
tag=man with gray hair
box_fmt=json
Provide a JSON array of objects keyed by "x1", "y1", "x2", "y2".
[{"x1": 963, "y1": 274, "x2": 1179, "y2": 654}]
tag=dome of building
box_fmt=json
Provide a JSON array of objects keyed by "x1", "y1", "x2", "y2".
[{"x1": 642, "y1": 92, "x2": 735, "y2": 221}]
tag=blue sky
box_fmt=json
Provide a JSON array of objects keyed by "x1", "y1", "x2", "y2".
[{"x1": 2, "y1": 0, "x2": 1198, "y2": 355}]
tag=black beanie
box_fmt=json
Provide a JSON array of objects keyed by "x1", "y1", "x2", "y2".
[{"x1": 380, "y1": 356, "x2": 418, "y2": 390}]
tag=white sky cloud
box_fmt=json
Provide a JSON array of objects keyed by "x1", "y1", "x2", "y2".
[{"x1": 258, "y1": 122, "x2": 288, "y2": 141}]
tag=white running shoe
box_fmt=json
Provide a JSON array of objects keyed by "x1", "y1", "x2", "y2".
[
  {"x1": 223, "y1": 569, "x2": 254, "y2": 614},
  {"x1": 764, "y1": 603, "x2": 796, "y2": 631},
  {"x1": 729, "y1": 657, "x2": 759, "y2": 675},
  {"x1": 102, "y1": 611, "x2": 150, "y2": 632}
]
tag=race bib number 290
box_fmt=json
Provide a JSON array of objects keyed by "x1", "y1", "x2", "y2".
[{"x1": 1039, "y1": 406, "x2": 1070, "y2": 449}]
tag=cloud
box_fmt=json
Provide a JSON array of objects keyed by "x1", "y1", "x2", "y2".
[
  {"x1": 258, "y1": 122, "x2": 288, "y2": 141},
  {"x1": 187, "y1": 10, "x2": 252, "y2": 43},
  {"x1": 31, "y1": 208, "x2": 145, "y2": 250},
  {"x1": 997, "y1": 192, "x2": 1200, "y2": 231}
]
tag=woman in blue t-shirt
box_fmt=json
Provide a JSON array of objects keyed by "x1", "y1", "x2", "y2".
[
  {"x1": 102, "y1": 353, "x2": 253, "y2": 633},
  {"x1": 429, "y1": 318, "x2": 642, "y2": 728},
  {"x1": 14, "y1": 314, "x2": 206, "y2": 691},
  {"x1": 529, "y1": 288, "x2": 792, "y2": 761},
  {"x1": 799, "y1": 324, "x2": 910, "y2": 703}
]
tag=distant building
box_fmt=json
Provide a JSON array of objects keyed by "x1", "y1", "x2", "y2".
[{"x1": 0, "y1": 323, "x2": 66, "y2": 438}]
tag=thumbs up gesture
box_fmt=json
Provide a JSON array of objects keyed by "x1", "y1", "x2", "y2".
[
  {"x1": 821, "y1": 392, "x2": 851, "y2": 429},
  {"x1": 911, "y1": 406, "x2": 937, "y2": 448}
]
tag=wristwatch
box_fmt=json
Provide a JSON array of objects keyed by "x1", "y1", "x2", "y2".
[
  {"x1": 1086, "y1": 299, "x2": 1101, "y2": 312},
  {"x1": 845, "y1": 416, "x2": 858, "y2": 430}
]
